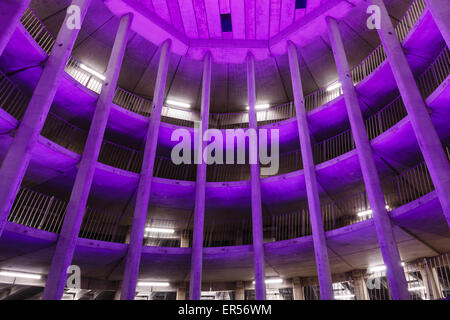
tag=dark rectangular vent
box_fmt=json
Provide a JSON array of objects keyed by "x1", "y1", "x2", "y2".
[
  {"x1": 295, "y1": 0, "x2": 307, "y2": 9},
  {"x1": 221, "y1": 13, "x2": 232, "y2": 32}
]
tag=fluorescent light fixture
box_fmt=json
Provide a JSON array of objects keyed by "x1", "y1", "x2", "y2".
[
  {"x1": 326, "y1": 82, "x2": 341, "y2": 92},
  {"x1": 408, "y1": 286, "x2": 425, "y2": 292},
  {"x1": 265, "y1": 278, "x2": 283, "y2": 284},
  {"x1": 79, "y1": 64, "x2": 106, "y2": 81},
  {"x1": 357, "y1": 209, "x2": 373, "y2": 217},
  {"x1": 246, "y1": 104, "x2": 270, "y2": 111},
  {"x1": 253, "y1": 278, "x2": 283, "y2": 284},
  {"x1": 368, "y1": 265, "x2": 387, "y2": 273},
  {"x1": 368, "y1": 262, "x2": 405, "y2": 273},
  {"x1": 145, "y1": 227, "x2": 175, "y2": 234},
  {"x1": 334, "y1": 294, "x2": 355, "y2": 299},
  {"x1": 166, "y1": 100, "x2": 191, "y2": 109},
  {"x1": 0, "y1": 271, "x2": 42, "y2": 280},
  {"x1": 357, "y1": 205, "x2": 390, "y2": 217},
  {"x1": 137, "y1": 281, "x2": 170, "y2": 287}
]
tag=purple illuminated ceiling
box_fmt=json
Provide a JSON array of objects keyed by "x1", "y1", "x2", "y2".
[
  {"x1": 28, "y1": 0, "x2": 412, "y2": 113},
  {"x1": 105, "y1": 0, "x2": 354, "y2": 61}
]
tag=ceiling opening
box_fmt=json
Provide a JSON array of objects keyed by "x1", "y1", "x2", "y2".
[
  {"x1": 220, "y1": 13, "x2": 232, "y2": 32},
  {"x1": 295, "y1": 0, "x2": 307, "y2": 9}
]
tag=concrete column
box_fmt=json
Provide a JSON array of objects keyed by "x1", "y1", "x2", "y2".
[
  {"x1": 326, "y1": 17, "x2": 410, "y2": 300},
  {"x1": 424, "y1": 0, "x2": 450, "y2": 47},
  {"x1": 292, "y1": 277, "x2": 305, "y2": 300},
  {"x1": 0, "y1": 0, "x2": 31, "y2": 57},
  {"x1": 189, "y1": 52, "x2": 212, "y2": 300},
  {"x1": 42, "y1": 13, "x2": 132, "y2": 300},
  {"x1": 235, "y1": 281, "x2": 245, "y2": 300},
  {"x1": 373, "y1": 0, "x2": 450, "y2": 227},
  {"x1": 125, "y1": 225, "x2": 132, "y2": 244},
  {"x1": 114, "y1": 281, "x2": 123, "y2": 300},
  {"x1": 287, "y1": 41, "x2": 334, "y2": 300},
  {"x1": 120, "y1": 39, "x2": 171, "y2": 300},
  {"x1": 176, "y1": 283, "x2": 187, "y2": 300},
  {"x1": 431, "y1": 268, "x2": 444, "y2": 299},
  {"x1": 419, "y1": 259, "x2": 443, "y2": 300},
  {"x1": 246, "y1": 52, "x2": 266, "y2": 301},
  {"x1": 352, "y1": 270, "x2": 369, "y2": 300},
  {"x1": 0, "y1": 0, "x2": 92, "y2": 238}
]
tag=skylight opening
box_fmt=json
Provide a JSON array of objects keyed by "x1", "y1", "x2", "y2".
[
  {"x1": 221, "y1": 14, "x2": 232, "y2": 33},
  {"x1": 295, "y1": 0, "x2": 307, "y2": 9}
]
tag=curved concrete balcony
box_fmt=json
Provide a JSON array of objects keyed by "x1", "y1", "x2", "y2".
[
  {"x1": 0, "y1": 190, "x2": 448, "y2": 286},
  {"x1": 0, "y1": 0, "x2": 443, "y2": 150},
  {"x1": 0, "y1": 46, "x2": 448, "y2": 210}
]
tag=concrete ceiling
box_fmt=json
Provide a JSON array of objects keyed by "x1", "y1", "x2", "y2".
[
  {"x1": 125, "y1": 0, "x2": 329, "y2": 41},
  {"x1": 29, "y1": 0, "x2": 413, "y2": 113}
]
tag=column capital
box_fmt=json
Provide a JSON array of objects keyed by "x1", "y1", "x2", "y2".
[{"x1": 351, "y1": 270, "x2": 367, "y2": 278}]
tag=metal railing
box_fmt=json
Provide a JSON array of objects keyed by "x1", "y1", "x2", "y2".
[
  {"x1": 395, "y1": 0, "x2": 426, "y2": 42},
  {"x1": 8, "y1": 187, "x2": 126, "y2": 242},
  {"x1": 351, "y1": 45, "x2": 387, "y2": 85},
  {"x1": 418, "y1": 253, "x2": 450, "y2": 299},
  {"x1": 310, "y1": 96, "x2": 408, "y2": 164},
  {"x1": 0, "y1": 70, "x2": 29, "y2": 120},
  {"x1": 65, "y1": 57, "x2": 103, "y2": 94},
  {"x1": 393, "y1": 161, "x2": 435, "y2": 205},
  {"x1": 8, "y1": 188, "x2": 67, "y2": 234},
  {"x1": 41, "y1": 113, "x2": 87, "y2": 154},
  {"x1": 20, "y1": 0, "x2": 427, "y2": 129},
  {"x1": 365, "y1": 252, "x2": 450, "y2": 300},
  {"x1": 79, "y1": 206, "x2": 124, "y2": 242},
  {"x1": 418, "y1": 47, "x2": 450, "y2": 98},
  {"x1": 98, "y1": 140, "x2": 142, "y2": 172},
  {"x1": 21, "y1": 8, "x2": 54, "y2": 54},
  {"x1": 113, "y1": 87, "x2": 152, "y2": 116}
]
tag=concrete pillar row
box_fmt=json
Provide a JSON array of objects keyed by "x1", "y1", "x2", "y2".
[
  {"x1": 114, "y1": 281, "x2": 123, "y2": 300},
  {"x1": 418, "y1": 259, "x2": 443, "y2": 300},
  {"x1": 180, "y1": 230, "x2": 190, "y2": 248},
  {"x1": 246, "y1": 52, "x2": 266, "y2": 301},
  {"x1": 120, "y1": 39, "x2": 172, "y2": 300},
  {"x1": 351, "y1": 270, "x2": 370, "y2": 300},
  {"x1": 292, "y1": 277, "x2": 305, "y2": 300},
  {"x1": 189, "y1": 52, "x2": 212, "y2": 300},
  {"x1": 0, "y1": 0, "x2": 92, "y2": 237},
  {"x1": 424, "y1": 0, "x2": 450, "y2": 48},
  {"x1": 372, "y1": 0, "x2": 450, "y2": 227},
  {"x1": 177, "y1": 283, "x2": 187, "y2": 300},
  {"x1": 235, "y1": 281, "x2": 245, "y2": 300},
  {"x1": 325, "y1": 17, "x2": 410, "y2": 300},
  {"x1": 287, "y1": 41, "x2": 334, "y2": 300},
  {"x1": 0, "y1": 0, "x2": 31, "y2": 57},
  {"x1": 42, "y1": 12, "x2": 132, "y2": 300}
]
